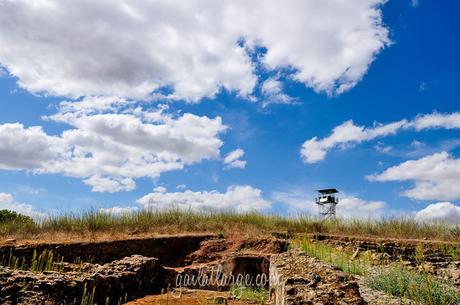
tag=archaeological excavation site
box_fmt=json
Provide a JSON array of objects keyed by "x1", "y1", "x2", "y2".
[{"x1": 1, "y1": 232, "x2": 460, "y2": 305}]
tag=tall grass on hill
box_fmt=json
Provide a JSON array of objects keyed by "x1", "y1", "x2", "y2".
[{"x1": 0, "y1": 209, "x2": 459, "y2": 242}]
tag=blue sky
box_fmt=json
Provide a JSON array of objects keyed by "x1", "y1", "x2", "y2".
[{"x1": 0, "y1": 0, "x2": 459, "y2": 222}]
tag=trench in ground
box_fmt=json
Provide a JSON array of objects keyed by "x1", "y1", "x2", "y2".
[{"x1": 0, "y1": 234, "x2": 288, "y2": 304}]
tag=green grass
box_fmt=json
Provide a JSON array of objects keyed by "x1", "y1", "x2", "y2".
[
  {"x1": 296, "y1": 238, "x2": 460, "y2": 305},
  {"x1": 0, "y1": 249, "x2": 65, "y2": 273},
  {"x1": 296, "y1": 238, "x2": 370, "y2": 275},
  {"x1": 367, "y1": 267, "x2": 460, "y2": 305},
  {"x1": 230, "y1": 285, "x2": 269, "y2": 303},
  {"x1": 1, "y1": 208, "x2": 459, "y2": 242}
]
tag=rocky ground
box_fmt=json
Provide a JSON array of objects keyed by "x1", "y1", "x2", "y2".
[
  {"x1": 0, "y1": 255, "x2": 167, "y2": 305},
  {"x1": 0, "y1": 234, "x2": 459, "y2": 304}
]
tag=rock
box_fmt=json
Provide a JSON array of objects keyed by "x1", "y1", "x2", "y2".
[
  {"x1": 418, "y1": 262, "x2": 436, "y2": 274},
  {"x1": 270, "y1": 249, "x2": 365, "y2": 305},
  {"x1": 0, "y1": 255, "x2": 167, "y2": 305}
]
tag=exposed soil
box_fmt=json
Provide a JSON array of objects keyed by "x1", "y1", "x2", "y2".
[
  {"x1": 183, "y1": 237, "x2": 288, "y2": 266},
  {"x1": 0, "y1": 255, "x2": 167, "y2": 305},
  {"x1": 0, "y1": 234, "x2": 217, "y2": 266},
  {"x1": 270, "y1": 249, "x2": 365, "y2": 304},
  {"x1": 2, "y1": 233, "x2": 458, "y2": 304},
  {"x1": 127, "y1": 289, "x2": 263, "y2": 305},
  {"x1": 0, "y1": 235, "x2": 286, "y2": 304}
]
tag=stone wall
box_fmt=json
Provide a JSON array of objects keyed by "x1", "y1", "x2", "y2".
[
  {"x1": 0, "y1": 255, "x2": 167, "y2": 305},
  {"x1": 0, "y1": 234, "x2": 216, "y2": 266},
  {"x1": 270, "y1": 249, "x2": 365, "y2": 305}
]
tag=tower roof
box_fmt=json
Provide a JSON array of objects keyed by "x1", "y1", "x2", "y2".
[{"x1": 317, "y1": 188, "x2": 339, "y2": 194}]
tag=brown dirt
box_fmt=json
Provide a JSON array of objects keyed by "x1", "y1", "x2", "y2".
[
  {"x1": 0, "y1": 234, "x2": 218, "y2": 266},
  {"x1": 183, "y1": 237, "x2": 288, "y2": 266},
  {"x1": 0, "y1": 232, "x2": 217, "y2": 247},
  {"x1": 0, "y1": 235, "x2": 286, "y2": 304},
  {"x1": 126, "y1": 289, "x2": 266, "y2": 305}
]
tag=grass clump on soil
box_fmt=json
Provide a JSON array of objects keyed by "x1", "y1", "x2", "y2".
[
  {"x1": 0, "y1": 249, "x2": 65, "y2": 273},
  {"x1": 367, "y1": 267, "x2": 460, "y2": 305},
  {"x1": 296, "y1": 238, "x2": 460, "y2": 305},
  {"x1": 230, "y1": 285, "x2": 269, "y2": 304},
  {"x1": 296, "y1": 238, "x2": 369, "y2": 275},
  {"x1": 1, "y1": 208, "x2": 460, "y2": 242}
]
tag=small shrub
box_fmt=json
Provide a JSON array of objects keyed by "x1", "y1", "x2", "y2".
[{"x1": 0, "y1": 209, "x2": 33, "y2": 223}]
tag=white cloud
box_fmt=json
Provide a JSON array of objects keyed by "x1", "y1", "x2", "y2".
[
  {"x1": 415, "y1": 202, "x2": 460, "y2": 225},
  {"x1": 409, "y1": 112, "x2": 460, "y2": 131},
  {"x1": 0, "y1": 98, "x2": 227, "y2": 192},
  {"x1": 339, "y1": 196, "x2": 386, "y2": 218},
  {"x1": 272, "y1": 190, "x2": 386, "y2": 218},
  {"x1": 0, "y1": 123, "x2": 67, "y2": 170},
  {"x1": 301, "y1": 119, "x2": 406, "y2": 163},
  {"x1": 260, "y1": 78, "x2": 295, "y2": 107},
  {"x1": 376, "y1": 139, "x2": 460, "y2": 159},
  {"x1": 301, "y1": 112, "x2": 460, "y2": 163},
  {"x1": 137, "y1": 185, "x2": 271, "y2": 212},
  {"x1": 0, "y1": 192, "x2": 46, "y2": 219},
  {"x1": 223, "y1": 148, "x2": 246, "y2": 169},
  {"x1": 271, "y1": 190, "x2": 317, "y2": 215},
  {"x1": 83, "y1": 176, "x2": 136, "y2": 193},
  {"x1": 374, "y1": 142, "x2": 393, "y2": 153},
  {"x1": 153, "y1": 186, "x2": 167, "y2": 193},
  {"x1": 368, "y1": 152, "x2": 460, "y2": 201},
  {"x1": 0, "y1": 0, "x2": 389, "y2": 102}
]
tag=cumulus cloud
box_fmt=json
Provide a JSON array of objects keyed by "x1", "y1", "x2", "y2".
[
  {"x1": 0, "y1": 0, "x2": 389, "y2": 102},
  {"x1": 272, "y1": 190, "x2": 386, "y2": 218},
  {"x1": 260, "y1": 78, "x2": 295, "y2": 107},
  {"x1": 137, "y1": 185, "x2": 271, "y2": 212},
  {"x1": 368, "y1": 152, "x2": 460, "y2": 201},
  {"x1": 415, "y1": 202, "x2": 460, "y2": 225},
  {"x1": 0, "y1": 97, "x2": 227, "y2": 192},
  {"x1": 83, "y1": 176, "x2": 136, "y2": 193},
  {"x1": 0, "y1": 124, "x2": 66, "y2": 170},
  {"x1": 0, "y1": 192, "x2": 46, "y2": 219},
  {"x1": 301, "y1": 112, "x2": 460, "y2": 163},
  {"x1": 223, "y1": 149, "x2": 246, "y2": 169}
]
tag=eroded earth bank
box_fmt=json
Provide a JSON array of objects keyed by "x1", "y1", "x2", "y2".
[{"x1": 1, "y1": 234, "x2": 459, "y2": 304}]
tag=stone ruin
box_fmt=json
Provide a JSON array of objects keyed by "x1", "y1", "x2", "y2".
[{"x1": 0, "y1": 235, "x2": 370, "y2": 304}]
